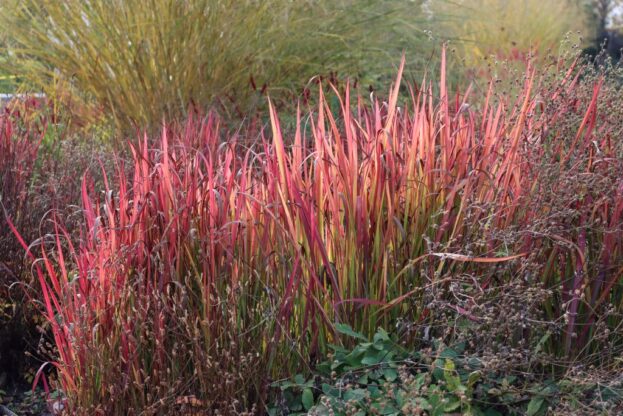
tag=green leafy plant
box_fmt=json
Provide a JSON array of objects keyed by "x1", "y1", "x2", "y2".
[
  {"x1": 271, "y1": 326, "x2": 487, "y2": 415},
  {"x1": 270, "y1": 326, "x2": 623, "y2": 415}
]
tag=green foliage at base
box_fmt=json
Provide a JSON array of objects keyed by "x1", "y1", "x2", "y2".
[{"x1": 270, "y1": 326, "x2": 623, "y2": 415}]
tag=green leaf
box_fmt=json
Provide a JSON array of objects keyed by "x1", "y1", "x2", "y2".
[
  {"x1": 345, "y1": 349, "x2": 365, "y2": 367},
  {"x1": 368, "y1": 384, "x2": 382, "y2": 399},
  {"x1": 414, "y1": 373, "x2": 427, "y2": 391},
  {"x1": 328, "y1": 344, "x2": 348, "y2": 354},
  {"x1": 362, "y1": 349, "x2": 393, "y2": 366},
  {"x1": 369, "y1": 369, "x2": 381, "y2": 381},
  {"x1": 311, "y1": 404, "x2": 332, "y2": 416},
  {"x1": 439, "y1": 347, "x2": 459, "y2": 360},
  {"x1": 467, "y1": 371, "x2": 481, "y2": 388},
  {"x1": 322, "y1": 383, "x2": 340, "y2": 398},
  {"x1": 505, "y1": 375, "x2": 517, "y2": 385},
  {"x1": 534, "y1": 331, "x2": 551, "y2": 355},
  {"x1": 599, "y1": 385, "x2": 623, "y2": 401},
  {"x1": 427, "y1": 388, "x2": 443, "y2": 409},
  {"x1": 302, "y1": 388, "x2": 314, "y2": 411},
  {"x1": 467, "y1": 356, "x2": 483, "y2": 370},
  {"x1": 526, "y1": 397, "x2": 545, "y2": 416},
  {"x1": 432, "y1": 358, "x2": 445, "y2": 381},
  {"x1": 487, "y1": 388, "x2": 502, "y2": 396},
  {"x1": 361, "y1": 352, "x2": 382, "y2": 365},
  {"x1": 444, "y1": 398, "x2": 462, "y2": 412},
  {"x1": 334, "y1": 323, "x2": 368, "y2": 341},
  {"x1": 267, "y1": 408, "x2": 278, "y2": 416},
  {"x1": 373, "y1": 328, "x2": 390, "y2": 343},
  {"x1": 394, "y1": 389, "x2": 404, "y2": 407},
  {"x1": 344, "y1": 388, "x2": 367, "y2": 402},
  {"x1": 283, "y1": 390, "x2": 303, "y2": 411},
  {"x1": 417, "y1": 397, "x2": 432, "y2": 410},
  {"x1": 372, "y1": 340, "x2": 386, "y2": 350},
  {"x1": 383, "y1": 368, "x2": 398, "y2": 382},
  {"x1": 443, "y1": 359, "x2": 462, "y2": 392},
  {"x1": 371, "y1": 402, "x2": 399, "y2": 415},
  {"x1": 331, "y1": 359, "x2": 346, "y2": 371}
]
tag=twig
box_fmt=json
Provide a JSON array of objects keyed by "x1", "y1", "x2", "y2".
[{"x1": 0, "y1": 404, "x2": 19, "y2": 416}]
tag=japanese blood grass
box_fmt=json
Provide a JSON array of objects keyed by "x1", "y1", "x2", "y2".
[
  {"x1": 0, "y1": 101, "x2": 46, "y2": 383},
  {"x1": 0, "y1": 100, "x2": 121, "y2": 393},
  {"x1": 9, "y1": 51, "x2": 623, "y2": 413}
]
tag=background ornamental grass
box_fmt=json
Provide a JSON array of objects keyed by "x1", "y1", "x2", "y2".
[
  {"x1": 0, "y1": 0, "x2": 440, "y2": 133},
  {"x1": 0, "y1": 0, "x2": 598, "y2": 135}
]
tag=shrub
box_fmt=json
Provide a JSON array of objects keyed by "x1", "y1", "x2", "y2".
[
  {"x1": 0, "y1": 0, "x2": 437, "y2": 132},
  {"x1": 12, "y1": 49, "x2": 623, "y2": 413}
]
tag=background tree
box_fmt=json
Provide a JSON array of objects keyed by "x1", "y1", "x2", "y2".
[
  {"x1": 580, "y1": 0, "x2": 623, "y2": 61},
  {"x1": 587, "y1": 0, "x2": 622, "y2": 35}
]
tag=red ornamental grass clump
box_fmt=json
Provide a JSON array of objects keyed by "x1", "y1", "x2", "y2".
[
  {"x1": 11, "y1": 51, "x2": 623, "y2": 413},
  {"x1": 0, "y1": 99, "x2": 47, "y2": 382},
  {"x1": 1, "y1": 99, "x2": 46, "y2": 227}
]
